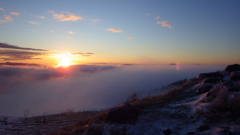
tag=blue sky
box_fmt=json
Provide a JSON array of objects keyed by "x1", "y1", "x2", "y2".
[{"x1": 0, "y1": 0, "x2": 240, "y2": 65}]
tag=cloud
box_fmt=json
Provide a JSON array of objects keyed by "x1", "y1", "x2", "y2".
[
  {"x1": 29, "y1": 21, "x2": 38, "y2": 24},
  {"x1": 91, "y1": 19, "x2": 102, "y2": 23},
  {"x1": 0, "y1": 8, "x2": 4, "y2": 11},
  {"x1": 157, "y1": 21, "x2": 172, "y2": 28},
  {"x1": 145, "y1": 13, "x2": 151, "y2": 16},
  {"x1": 0, "y1": 42, "x2": 48, "y2": 51},
  {"x1": 35, "y1": 16, "x2": 45, "y2": 19},
  {"x1": 71, "y1": 52, "x2": 94, "y2": 56},
  {"x1": 0, "y1": 15, "x2": 13, "y2": 24},
  {"x1": 68, "y1": 31, "x2": 75, "y2": 34},
  {"x1": 0, "y1": 62, "x2": 40, "y2": 66},
  {"x1": 3, "y1": 15, "x2": 13, "y2": 22},
  {"x1": 0, "y1": 64, "x2": 221, "y2": 117},
  {"x1": 0, "y1": 49, "x2": 45, "y2": 60},
  {"x1": 10, "y1": 12, "x2": 20, "y2": 16},
  {"x1": 25, "y1": 29, "x2": 36, "y2": 32},
  {"x1": 48, "y1": 11, "x2": 84, "y2": 21},
  {"x1": 107, "y1": 28, "x2": 123, "y2": 33},
  {"x1": 155, "y1": 16, "x2": 160, "y2": 19},
  {"x1": 126, "y1": 36, "x2": 134, "y2": 39}
]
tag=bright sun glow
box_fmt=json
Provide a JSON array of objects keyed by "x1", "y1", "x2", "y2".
[
  {"x1": 58, "y1": 57, "x2": 71, "y2": 67},
  {"x1": 54, "y1": 53, "x2": 74, "y2": 67}
]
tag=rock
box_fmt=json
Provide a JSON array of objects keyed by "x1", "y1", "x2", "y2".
[
  {"x1": 224, "y1": 64, "x2": 240, "y2": 72},
  {"x1": 163, "y1": 128, "x2": 172, "y2": 135},
  {"x1": 230, "y1": 71, "x2": 240, "y2": 81},
  {"x1": 203, "y1": 77, "x2": 223, "y2": 84},
  {"x1": 104, "y1": 102, "x2": 138, "y2": 124},
  {"x1": 198, "y1": 72, "x2": 223, "y2": 79},
  {"x1": 197, "y1": 125, "x2": 210, "y2": 132},
  {"x1": 214, "y1": 127, "x2": 232, "y2": 135},
  {"x1": 223, "y1": 81, "x2": 240, "y2": 92},
  {"x1": 198, "y1": 85, "x2": 212, "y2": 94},
  {"x1": 187, "y1": 132, "x2": 195, "y2": 135}
]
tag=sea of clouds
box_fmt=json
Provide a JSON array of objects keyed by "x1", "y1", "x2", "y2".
[{"x1": 0, "y1": 64, "x2": 225, "y2": 117}]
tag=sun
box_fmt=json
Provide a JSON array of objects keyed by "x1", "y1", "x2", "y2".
[
  {"x1": 58, "y1": 57, "x2": 71, "y2": 67},
  {"x1": 55, "y1": 53, "x2": 73, "y2": 67}
]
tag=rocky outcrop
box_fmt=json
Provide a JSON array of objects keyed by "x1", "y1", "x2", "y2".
[
  {"x1": 105, "y1": 102, "x2": 138, "y2": 124},
  {"x1": 197, "y1": 125, "x2": 210, "y2": 132},
  {"x1": 230, "y1": 71, "x2": 240, "y2": 81},
  {"x1": 163, "y1": 128, "x2": 172, "y2": 135},
  {"x1": 224, "y1": 64, "x2": 240, "y2": 72},
  {"x1": 198, "y1": 85, "x2": 212, "y2": 94},
  {"x1": 223, "y1": 81, "x2": 240, "y2": 92},
  {"x1": 198, "y1": 72, "x2": 222, "y2": 79},
  {"x1": 203, "y1": 77, "x2": 223, "y2": 84}
]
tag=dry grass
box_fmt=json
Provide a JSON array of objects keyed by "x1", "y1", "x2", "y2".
[
  {"x1": 130, "y1": 78, "x2": 201, "y2": 112},
  {"x1": 197, "y1": 83, "x2": 240, "y2": 123},
  {"x1": 50, "y1": 78, "x2": 202, "y2": 135}
]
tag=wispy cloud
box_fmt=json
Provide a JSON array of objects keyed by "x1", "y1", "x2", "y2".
[
  {"x1": 68, "y1": 31, "x2": 75, "y2": 34},
  {"x1": 25, "y1": 30, "x2": 36, "y2": 32},
  {"x1": 10, "y1": 12, "x2": 20, "y2": 16},
  {"x1": 126, "y1": 36, "x2": 134, "y2": 39},
  {"x1": 157, "y1": 21, "x2": 172, "y2": 28},
  {"x1": 0, "y1": 42, "x2": 48, "y2": 51},
  {"x1": 0, "y1": 50, "x2": 44, "y2": 60},
  {"x1": 155, "y1": 16, "x2": 160, "y2": 19},
  {"x1": 48, "y1": 11, "x2": 84, "y2": 21},
  {"x1": 0, "y1": 8, "x2": 4, "y2": 11},
  {"x1": 29, "y1": 21, "x2": 38, "y2": 24},
  {"x1": 145, "y1": 13, "x2": 151, "y2": 16},
  {"x1": 0, "y1": 15, "x2": 13, "y2": 24},
  {"x1": 36, "y1": 15, "x2": 45, "y2": 19},
  {"x1": 71, "y1": 52, "x2": 94, "y2": 56},
  {"x1": 91, "y1": 19, "x2": 102, "y2": 22},
  {"x1": 0, "y1": 43, "x2": 48, "y2": 61},
  {"x1": 3, "y1": 15, "x2": 13, "y2": 22},
  {"x1": 107, "y1": 28, "x2": 123, "y2": 33}
]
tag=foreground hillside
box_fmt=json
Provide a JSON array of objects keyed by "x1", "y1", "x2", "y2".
[
  {"x1": 1, "y1": 64, "x2": 240, "y2": 135},
  {"x1": 51, "y1": 64, "x2": 240, "y2": 135}
]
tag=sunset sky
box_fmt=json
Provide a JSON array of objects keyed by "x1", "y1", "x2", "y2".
[{"x1": 0, "y1": 0, "x2": 240, "y2": 66}]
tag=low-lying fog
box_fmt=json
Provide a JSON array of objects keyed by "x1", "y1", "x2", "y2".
[{"x1": 0, "y1": 64, "x2": 224, "y2": 117}]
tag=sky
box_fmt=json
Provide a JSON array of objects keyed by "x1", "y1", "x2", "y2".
[{"x1": 0, "y1": 0, "x2": 239, "y2": 66}]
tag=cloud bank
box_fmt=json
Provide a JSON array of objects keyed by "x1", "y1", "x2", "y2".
[
  {"x1": 0, "y1": 42, "x2": 47, "y2": 51},
  {"x1": 0, "y1": 64, "x2": 225, "y2": 117}
]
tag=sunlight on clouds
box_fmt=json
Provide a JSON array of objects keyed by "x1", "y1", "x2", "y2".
[
  {"x1": 68, "y1": 31, "x2": 75, "y2": 34},
  {"x1": 35, "y1": 15, "x2": 45, "y2": 19},
  {"x1": 107, "y1": 28, "x2": 123, "y2": 33},
  {"x1": 3, "y1": 15, "x2": 13, "y2": 22},
  {"x1": 29, "y1": 21, "x2": 38, "y2": 24},
  {"x1": 48, "y1": 10, "x2": 84, "y2": 21},
  {"x1": 126, "y1": 36, "x2": 134, "y2": 39},
  {"x1": 10, "y1": 12, "x2": 20, "y2": 16},
  {"x1": 157, "y1": 21, "x2": 172, "y2": 28},
  {"x1": 0, "y1": 8, "x2": 5, "y2": 11}
]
